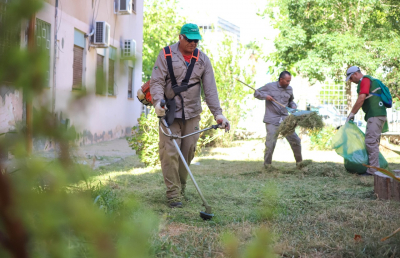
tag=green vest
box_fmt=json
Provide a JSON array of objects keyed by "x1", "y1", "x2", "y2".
[{"x1": 357, "y1": 75, "x2": 388, "y2": 133}]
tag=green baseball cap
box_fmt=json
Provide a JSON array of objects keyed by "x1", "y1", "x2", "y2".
[{"x1": 180, "y1": 23, "x2": 202, "y2": 40}]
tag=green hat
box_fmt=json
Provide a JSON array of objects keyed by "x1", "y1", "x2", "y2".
[{"x1": 180, "y1": 23, "x2": 202, "y2": 40}]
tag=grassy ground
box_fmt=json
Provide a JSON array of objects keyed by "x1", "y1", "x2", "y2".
[{"x1": 83, "y1": 139, "x2": 400, "y2": 257}]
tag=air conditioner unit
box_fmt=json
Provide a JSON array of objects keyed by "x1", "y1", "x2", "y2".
[
  {"x1": 121, "y1": 39, "x2": 136, "y2": 59},
  {"x1": 91, "y1": 21, "x2": 110, "y2": 48},
  {"x1": 116, "y1": 0, "x2": 132, "y2": 15}
]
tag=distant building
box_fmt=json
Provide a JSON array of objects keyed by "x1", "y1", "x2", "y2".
[
  {"x1": 197, "y1": 17, "x2": 240, "y2": 51},
  {"x1": 216, "y1": 17, "x2": 240, "y2": 43},
  {"x1": 0, "y1": 0, "x2": 144, "y2": 150}
]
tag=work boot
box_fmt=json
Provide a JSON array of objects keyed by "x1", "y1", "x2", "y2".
[
  {"x1": 264, "y1": 164, "x2": 275, "y2": 171},
  {"x1": 296, "y1": 160, "x2": 312, "y2": 169},
  {"x1": 167, "y1": 197, "x2": 183, "y2": 208}
]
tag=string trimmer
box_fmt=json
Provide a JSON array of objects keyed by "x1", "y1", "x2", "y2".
[
  {"x1": 235, "y1": 78, "x2": 313, "y2": 116},
  {"x1": 159, "y1": 100, "x2": 221, "y2": 220}
]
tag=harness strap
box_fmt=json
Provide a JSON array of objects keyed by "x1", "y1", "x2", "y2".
[
  {"x1": 162, "y1": 46, "x2": 200, "y2": 123},
  {"x1": 181, "y1": 48, "x2": 199, "y2": 87},
  {"x1": 177, "y1": 93, "x2": 185, "y2": 123},
  {"x1": 163, "y1": 46, "x2": 178, "y2": 88}
]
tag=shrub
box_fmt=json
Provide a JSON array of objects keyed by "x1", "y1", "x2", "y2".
[
  {"x1": 203, "y1": 37, "x2": 256, "y2": 147},
  {"x1": 127, "y1": 109, "x2": 160, "y2": 167},
  {"x1": 127, "y1": 103, "x2": 223, "y2": 166},
  {"x1": 309, "y1": 126, "x2": 336, "y2": 150}
]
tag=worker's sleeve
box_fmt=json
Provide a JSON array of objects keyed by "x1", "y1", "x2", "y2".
[
  {"x1": 254, "y1": 84, "x2": 269, "y2": 100},
  {"x1": 288, "y1": 93, "x2": 297, "y2": 109},
  {"x1": 359, "y1": 78, "x2": 371, "y2": 95},
  {"x1": 149, "y1": 50, "x2": 169, "y2": 106},
  {"x1": 202, "y1": 55, "x2": 223, "y2": 119}
]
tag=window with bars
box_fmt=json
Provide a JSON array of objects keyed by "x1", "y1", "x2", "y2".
[
  {"x1": 128, "y1": 67, "x2": 133, "y2": 98},
  {"x1": 73, "y1": 29, "x2": 85, "y2": 89},
  {"x1": 0, "y1": 1, "x2": 20, "y2": 67},
  {"x1": 35, "y1": 18, "x2": 51, "y2": 87},
  {"x1": 108, "y1": 46, "x2": 116, "y2": 96},
  {"x1": 108, "y1": 59, "x2": 115, "y2": 95},
  {"x1": 96, "y1": 54, "x2": 106, "y2": 95},
  {"x1": 72, "y1": 46, "x2": 83, "y2": 88}
]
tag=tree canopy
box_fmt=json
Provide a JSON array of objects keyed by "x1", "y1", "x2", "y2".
[
  {"x1": 263, "y1": 0, "x2": 400, "y2": 94},
  {"x1": 142, "y1": 0, "x2": 185, "y2": 82}
]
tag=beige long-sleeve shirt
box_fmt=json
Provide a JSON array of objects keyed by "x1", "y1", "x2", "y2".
[
  {"x1": 254, "y1": 81, "x2": 297, "y2": 125},
  {"x1": 149, "y1": 42, "x2": 223, "y2": 120}
]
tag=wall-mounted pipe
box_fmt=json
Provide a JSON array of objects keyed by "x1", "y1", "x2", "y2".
[{"x1": 52, "y1": 0, "x2": 59, "y2": 115}]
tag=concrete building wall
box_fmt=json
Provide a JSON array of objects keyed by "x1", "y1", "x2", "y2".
[
  {"x1": 0, "y1": 0, "x2": 144, "y2": 148},
  {"x1": 0, "y1": 87, "x2": 24, "y2": 134}
]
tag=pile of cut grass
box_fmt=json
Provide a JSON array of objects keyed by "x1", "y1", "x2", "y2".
[{"x1": 276, "y1": 112, "x2": 324, "y2": 138}]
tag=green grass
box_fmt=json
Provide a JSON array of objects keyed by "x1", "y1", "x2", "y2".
[{"x1": 82, "y1": 140, "x2": 400, "y2": 257}]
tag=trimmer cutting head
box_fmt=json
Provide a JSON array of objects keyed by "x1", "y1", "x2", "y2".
[
  {"x1": 200, "y1": 211, "x2": 214, "y2": 220},
  {"x1": 200, "y1": 205, "x2": 214, "y2": 220}
]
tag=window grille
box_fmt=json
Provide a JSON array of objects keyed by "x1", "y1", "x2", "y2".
[
  {"x1": 96, "y1": 54, "x2": 106, "y2": 95},
  {"x1": 128, "y1": 67, "x2": 133, "y2": 98},
  {"x1": 72, "y1": 45, "x2": 84, "y2": 88},
  {"x1": 35, "y1": 18, "x2": 51, "y2": 87}
]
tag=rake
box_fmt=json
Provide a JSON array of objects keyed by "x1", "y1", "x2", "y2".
[{"x1": 235, "y1": 78, "x2": 313, "y2": 116}]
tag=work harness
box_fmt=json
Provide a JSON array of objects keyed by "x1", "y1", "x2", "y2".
[{"x1": 162, "y1": 46, "x2": 200, "y2": 126}]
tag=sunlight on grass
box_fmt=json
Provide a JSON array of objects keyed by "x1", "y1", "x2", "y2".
[
  {"x1": 73, "y1": 139, "x2": 400, "y2": 257},
  {"x1": 95, "y1": 166, "x2": 160, "y2": 180},
  {"x1": 200, "y1": 140, "x2": 265, "y2": 162}
]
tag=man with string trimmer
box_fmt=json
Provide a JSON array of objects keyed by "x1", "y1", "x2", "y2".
[
  {"x1": 148, "y1": 23, "x2": 229, "y2": 208},
  {"x1": 253, "y1": 71, "x2": 303, "y2": 169}
]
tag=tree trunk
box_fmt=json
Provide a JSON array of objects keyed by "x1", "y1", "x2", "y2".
[{"x1": 374, "y1": 171, "x2": 400, "y2": 201}]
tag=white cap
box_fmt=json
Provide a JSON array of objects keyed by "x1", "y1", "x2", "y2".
[{"x1": 346, "y1": 66, "x2": 360, "y2": 81}]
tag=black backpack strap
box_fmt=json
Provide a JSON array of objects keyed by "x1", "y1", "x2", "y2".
[{"x1": 163, "y1": 46, "x2": 178, "y2": 88}]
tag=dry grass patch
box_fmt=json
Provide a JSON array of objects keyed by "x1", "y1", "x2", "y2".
[{"x1": 159, "y1": 222, "x2": 203, "y2": 238}]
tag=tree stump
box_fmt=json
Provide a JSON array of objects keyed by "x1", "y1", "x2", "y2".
[{"x1": 374, "y1": 171, "x2": 400, "y2": 201}]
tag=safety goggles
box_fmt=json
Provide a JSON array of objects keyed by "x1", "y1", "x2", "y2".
[{"x1": 182, "y1": 34, "x2": 199, "y2": 44}]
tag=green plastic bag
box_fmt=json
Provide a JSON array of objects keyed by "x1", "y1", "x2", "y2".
[{"x1": 332, "y1": 121, "x2": 388, "y2": 174}]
